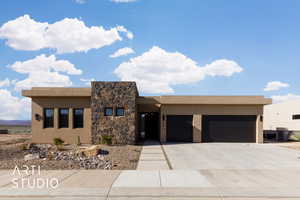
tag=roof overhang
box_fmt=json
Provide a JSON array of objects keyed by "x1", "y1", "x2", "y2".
[
  {"x1": 22, "y1": 88, "x2": 272, "y2": 105},
  {"x1": 137, "y1": 96, "x2": 272, "y2": 105},
  {"x1": 22, "y1": 88, "x2": 91, "y2": 97}
]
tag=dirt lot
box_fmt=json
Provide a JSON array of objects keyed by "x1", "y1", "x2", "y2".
[
  {"x1": 0, "y1": 134, "x2": 31, "y2": 145},
  {"x1": 0, "y1": 134, "x2": 142, "y2": 170},
  {"x1": 0, "y1": 125, "x2": 31, "y2": 134}
]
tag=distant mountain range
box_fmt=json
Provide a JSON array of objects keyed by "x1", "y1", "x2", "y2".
[{"x1": 0, "y1": 120, "x2": 31, "y2": 126}]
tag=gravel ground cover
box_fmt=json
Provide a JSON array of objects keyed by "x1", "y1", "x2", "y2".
[{"x1": 0, "y1": 134, "x2": 142, "y2": 170}]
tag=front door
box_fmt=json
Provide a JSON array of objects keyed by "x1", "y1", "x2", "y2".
[{"x1": 140, "y1": 112, "x2": 160, "y2": 140}]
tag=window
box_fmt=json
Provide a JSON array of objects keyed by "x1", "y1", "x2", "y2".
[
  {"x1": 44, "y1": 108, "x2": 54, "y2": 128},
  {"x1": 104, "y1": 107, "x2": 113, "y2": 116},
  {"x1": 292, "y1": 114, "x2": 300, "y2": 120},
  {"x1": 59, "y1": 108, "x2": 69, "y2": 128},
  {"x1": 116, "y1": 107, "x2": 125, "y2": 116},
  {"x1": 73, "y1": 108, "x2": 84, "y2": 128}
]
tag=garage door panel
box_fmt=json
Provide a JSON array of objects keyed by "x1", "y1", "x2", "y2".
[
  {"x1": 203, "y1": 115, "x2": 256, "y2": 142},
  {"x1": 167, "y1": 115, "x2": 193, "y2": 142}
]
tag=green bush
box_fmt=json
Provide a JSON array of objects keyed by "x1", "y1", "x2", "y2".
[
  {"x1": 100, "y1": 135, "x2": 112, "y2": 145},
  {"x1": 53, "y1": 137, "x2": 64, "y2": 146}
]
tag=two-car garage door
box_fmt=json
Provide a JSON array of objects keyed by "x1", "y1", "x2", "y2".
[
  {"x1": 202, "y1": 115, "x2": 256, "y2": 142},
  {"x1": 166, "y1": 115, "x2": 256, "y2": 143},
  {"x1": 167, "y1": 115, "x2": 193, "y2": 142}
]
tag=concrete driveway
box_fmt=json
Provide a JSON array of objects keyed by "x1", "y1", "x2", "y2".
[
  {"x1": 162, "y1": 143, "x2": 300, "y2": 198},
  {"x1": 163, "y1": 143, "x2": 300, "y2": 169}
]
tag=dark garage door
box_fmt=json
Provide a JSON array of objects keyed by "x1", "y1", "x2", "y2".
[
  {"x1": 167, "y1": 115, "x2": 193, "y2": 142},
  {"x1": 202, "y1": 115, "x2": 256, "y2": 142}
]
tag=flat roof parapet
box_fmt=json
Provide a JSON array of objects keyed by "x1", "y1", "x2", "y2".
[
  {"x1": 22, "y1": 87, "x2": 272, "y2": 105},
  {"x1": 137, "y1": 96, "x2": 272, "y2": 105},
  {"x1": 22, "y1": 87, "x2": 91, "y2": 97}
]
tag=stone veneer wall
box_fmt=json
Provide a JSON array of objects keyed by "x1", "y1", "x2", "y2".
[{"x1": 91, "y1": 82, "x2": 138, "y2": 144}]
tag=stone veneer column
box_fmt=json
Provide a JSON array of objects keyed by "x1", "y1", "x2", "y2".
[
  {"x1": 91, "y1": 82, "x2": 138, "y2": 145},
  {"x1": 193, "y1": 114, "x2": 202, "y2": 143},
  {"x1": 256, "y1": 115, "x2": 263, "y2": 143}
]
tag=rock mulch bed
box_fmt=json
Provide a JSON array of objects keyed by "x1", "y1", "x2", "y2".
[
  {"x1": 0, "y1": 141, "x2": 142, "y2": 170},
  {"x1": 23, "y1": 144, "x2": 112, "y2": 169}
]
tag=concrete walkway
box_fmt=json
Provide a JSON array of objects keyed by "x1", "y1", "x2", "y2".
[
  {"x1": 1, "y1": 169, "x2": 300, "y2": 199},
  {"x1": 137, "y1": 140, "x2": 170, "y2": 170}
]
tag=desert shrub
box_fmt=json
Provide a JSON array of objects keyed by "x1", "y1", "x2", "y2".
[
  {"x1": 100, "y1": 135, "x2": 112, "y2": 145},
  {"x1": 20, "y1": 143, "x2": 28, "y2": 151},
  {"x1": 53, "y1": 138, "x2": 64, "y2": 146}
]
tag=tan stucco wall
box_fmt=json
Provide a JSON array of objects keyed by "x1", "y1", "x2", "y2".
[
  {"x1": 31, "y1": 97, "x2": 92, "y2": 144},
  {"x1": 159, "y1": 104, "x2": 264, "y2": 143},
  {"x1": 256, "y1": 115, "x2": 263, "y2": 143}
]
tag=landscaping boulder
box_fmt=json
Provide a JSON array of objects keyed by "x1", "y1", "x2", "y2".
[
  {"x1": 82, "y1": 145, "x2": 101, "y2": 157},
  {"x1": 24, "y1": 153, "x2": 40, "y2": 161}
]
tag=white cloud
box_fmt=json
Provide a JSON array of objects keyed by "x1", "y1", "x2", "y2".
[
  {"x1": 110, "y1": 47, "x2": 135, "y2": 58},
  {"x1": 114, "y1": 46, "x2": 243, "y2": 93},
  {"x1": 0, "y1": 89, "x2": 30, "y2": 120},
  {"x1": 116, "y1": 26, "x2": 134, "y2": 40},
  {"x1": 202, "y1": 59, "x2": 243, "y2": 77},
  {"x1": 271, "y1": 93, "x2": 300, "y2": 103},
  {"x1": 264, "y1": 81, "x2": 289, "y2": 91},
  {"x1": 0, "y1": 78, "x2": 11, "y2": 87},
  {"x1": 9, "y1": 54, "x2": 82, "y2": 91},
  {"x1": 80, "y1": 78, "x2": 96, "y2": 86},
  {"x1": 0, "y1": 15, "x2": 133, "y2": 53},
  {"x1": 111, "y1": 0, "x2": 137, "y2": 3},
  {"x1": 0, "y1": 15, "x2": 48, "y2": 51}
]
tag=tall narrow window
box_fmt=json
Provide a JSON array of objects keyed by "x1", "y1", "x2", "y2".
[
  {"x1": 59, "y1": 108, "x2": 69, "y2": 128},
  {"x1": 44, "y1": 108, "x2": 54, "y2": 128},
  {"x1": 73, "y1": 108, "x2": 84, "y2": 128}
]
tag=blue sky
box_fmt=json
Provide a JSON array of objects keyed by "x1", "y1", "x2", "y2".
[{"x1": 0, "y1": 0, "x2": 300, "y2": 119}]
